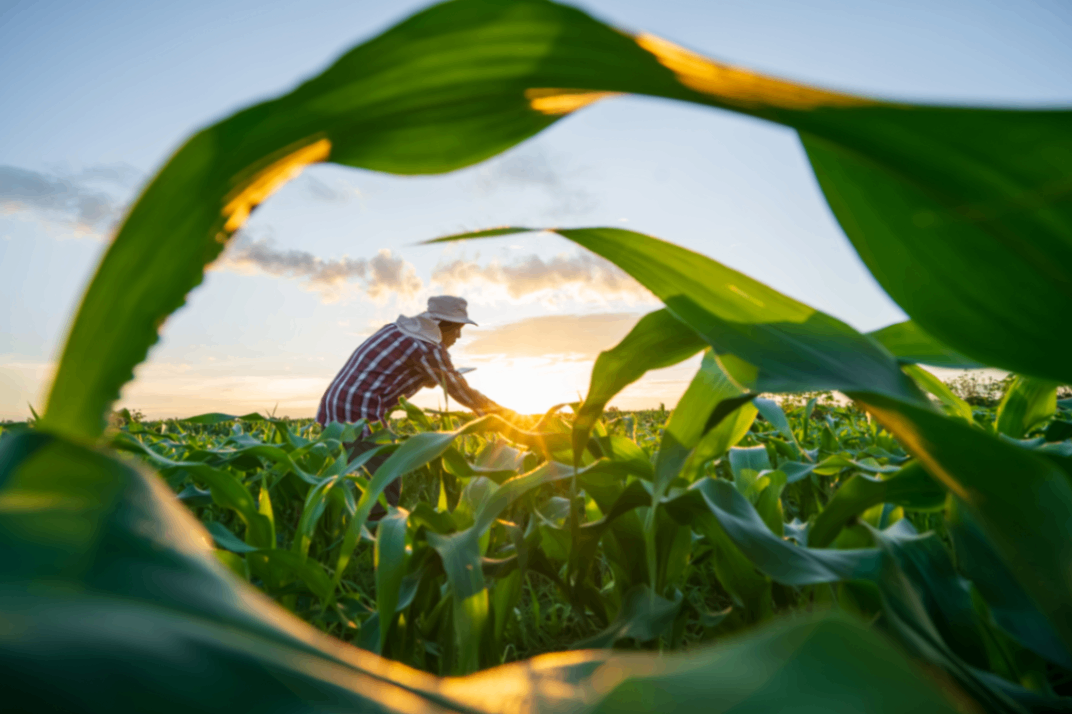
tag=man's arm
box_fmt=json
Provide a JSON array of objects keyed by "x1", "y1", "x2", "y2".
[{"x1": 417, "y1": 344, "x2": 501, "y2": 415}]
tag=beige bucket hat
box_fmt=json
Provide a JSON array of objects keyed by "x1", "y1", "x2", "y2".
[{"x1": 426, "y1": 295, "x2": 477, "y2": 326}]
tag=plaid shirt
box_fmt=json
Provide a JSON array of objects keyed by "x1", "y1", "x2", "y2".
[{"x1": 317, "y1": 323, "x2": 492, "y2": 425}]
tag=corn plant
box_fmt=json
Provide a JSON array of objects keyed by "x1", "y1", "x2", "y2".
[{"x1": 2, "y1": 0, "x2": 1070, "y2": 711}]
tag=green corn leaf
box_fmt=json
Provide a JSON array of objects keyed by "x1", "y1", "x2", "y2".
[
  {"x1": 728, "y1": 446, "x2": 772, "y2": 485},
  {"x1": 171, "y1": 460, "x2": 273, "y2": 549},
  {"x1": 752, "y1": 470, "x2": 787, "y2": 537},
  {"x1": 375, "y1": 507, "x2": 410, "y2": 654},
  {"x1": 213, "y1": 549, "x2": 248, "y2": 579},
  {"x1": 902, "y1": 364, "x2": 974, "y2": 423},
  {"x1": 995, "y1": 376, "x2": 1059, "y2": 439},
  {"x1": 948, "y1": 503, "x2": 1072, "y2": 670},
  {"x1": 249, "y1": 549, "x2": 335, "y2": 603},
  {"x1": 490, "y1": 567, "x2": 523, "y2": 651},
  {"x1": 647, "y1": 352, "x2": 756, "y2": 596},
  {"x1": 257, "y1": 485, "x2": 275, "y2": 547},
  {"x1": 572, "y1": 309, "x2": 706, "y2": 464},
  {"x1": 576, "y1": 585, "x2": 682, "y2": 649},
  {"x1": 869, "y1": 522, "x2": 990, "y2": 670},
  {"x1": 857, "y1": 392, "x2": 1072, "y2": 657},
  {"x1": 779, "y1": 461, "x2": 817, "y2": 484},
  {"x1": 592, "y1": 434, "x2": 655, "y2": 481},
  {"x1": 669, "y1": 478, "x2": 883, "y2": 586},
  {"x1": 655, "y1": 351, "x2": 755, "y2": 495},
  {"x1": 678, "y1": 400, "x2": 758, "y2": 483},
  {"x1": 753, "y1": 398, "x2": 801, "y2": 451},
  {"x1": 867, "y1": 322, "x2": 984, "y2": 370},
  {"x1": 205, "y1": 521, "x2": 259, "y2": 554},
  {"x1": 663, "y1": 486, "x2": 773, "y2": 619},
  {"x1": 398, "y1": 397, "x2": 436, "y2": 431},
  {"x1": 294, "y1": 474, "x2": 341, "y2": 559},
  {"x1": 809, "y1": 463, "x2": 947, "y2": 549},
  {"x1": 865, "y1": 525, "x2": 1033, "y2": 713}
]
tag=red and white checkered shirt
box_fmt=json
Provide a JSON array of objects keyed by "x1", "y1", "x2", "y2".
[{"x1": 316, "y1": 323, "x2": 492, "y2": 426}]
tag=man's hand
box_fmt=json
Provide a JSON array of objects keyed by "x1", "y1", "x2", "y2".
[{"x1": 481, "y1": 402, "x2": 517, "y2": 421}]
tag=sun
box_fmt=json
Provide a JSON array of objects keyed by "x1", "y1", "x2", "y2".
[{"x1": 460, "y1": 358, "x2": 587, "y2": 416}]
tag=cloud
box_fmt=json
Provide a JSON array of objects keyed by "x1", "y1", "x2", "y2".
[
  {"x1": 432, "y1": 251, "x2": 653, "y2": 303},
  {"x1": 299, "y1": 172, "x2": 361, "y2": 203},
  {"x1": 462, "y1": 312, "x2": 644, "y2": 359},
  {"x1": 0, "y1": 163, "x2": 137, "y2": 233},
  {"x1": 212, "y1": 232, "x2": 422, "y2": 303}
]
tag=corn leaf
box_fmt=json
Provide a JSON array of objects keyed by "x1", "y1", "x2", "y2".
[
  {"x1": 668, "y1": 478, "x2": 883, "y2": 586},
  {"x1": 375, "y1": 507, "x2": 410, "y2": 653},
  {"x1": 572, "y1": 309, "x2": 706, "y2": 463},
  {"x1": 947, "y1": 502, "x2": 1072, "y2": 670},
  {"x1": 995, "y1": 376, "x2": 1059, "y2": 439},
  {"x1": 867, "y1": 321, "x2": 983, "y2": 370},
  {"x1": 809, "y1": 463, "x2": 946, "y2": 549},
  {"x1": 856, "y1": 392, "x2": 1072, "y2": 656}
]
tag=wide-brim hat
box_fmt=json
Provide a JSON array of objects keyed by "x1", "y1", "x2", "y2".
[{"x1": 426, "y1": 295, "x2": 477, "y2": 326}]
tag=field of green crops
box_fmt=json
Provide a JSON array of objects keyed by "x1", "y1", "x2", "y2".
[
  {"x1": 12, "y1": 371, "x2": 1061, "y2": 687},
  {"x1": 3, "y1": 0, "x2": 1072, "y2": 711}
]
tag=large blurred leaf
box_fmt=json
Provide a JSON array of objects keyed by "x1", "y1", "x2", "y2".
[
  {"x1": 587, "y1": 614, "x2": 959, "y2": 713},
  {"x1": 803, "y1": 111, "x2": 1072, "y2": 383},
  {"x1": 867, "y1": 321, "x2": 984, "y2": 370}
]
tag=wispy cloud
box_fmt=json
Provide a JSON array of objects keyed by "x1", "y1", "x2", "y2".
[
  {"x1": 432, "y1": 251, "x2": 653, "y2": 303},
  {"x1": 471, "y1": 147, "x2": 597, "y2": 217},
  {"x1": 0, "y1": 163, "x2": 137, "y2": 234},
  {"x1": 299, "y1": 172, "x2": 362, "y2": 203},
  {"x1": 212, "y1": 232, "x2": 422, "y2": 303}
]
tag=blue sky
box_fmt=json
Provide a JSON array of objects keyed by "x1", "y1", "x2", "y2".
[{"x1": 2, "y1": 0, "x2": 1070, "y2": 419}]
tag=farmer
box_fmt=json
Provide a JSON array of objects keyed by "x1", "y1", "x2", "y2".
[{"x1": 316, "y1": 295, "x2": 505, "y2": 517}]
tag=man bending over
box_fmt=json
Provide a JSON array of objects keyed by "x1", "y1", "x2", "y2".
[{"x1": 316, "y1": 295, "x2": 504, "y2": 516}]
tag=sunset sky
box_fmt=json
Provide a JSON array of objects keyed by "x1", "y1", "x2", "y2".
[{"x1": 2, "y1": 0, "x2": 1070, "y2": 420}]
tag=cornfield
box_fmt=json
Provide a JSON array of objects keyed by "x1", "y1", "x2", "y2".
[{"x1": 2, "y1": 0, "x2": 1071, "y2": 711}]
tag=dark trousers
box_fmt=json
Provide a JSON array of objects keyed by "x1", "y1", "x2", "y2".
[{"x1": 346, "y1": 439, "x2": 398, "y2": 521}]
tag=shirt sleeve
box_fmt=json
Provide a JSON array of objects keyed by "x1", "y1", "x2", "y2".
[{"x1": 414, "y1": 343, "x2": 494, "y2": 414}]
